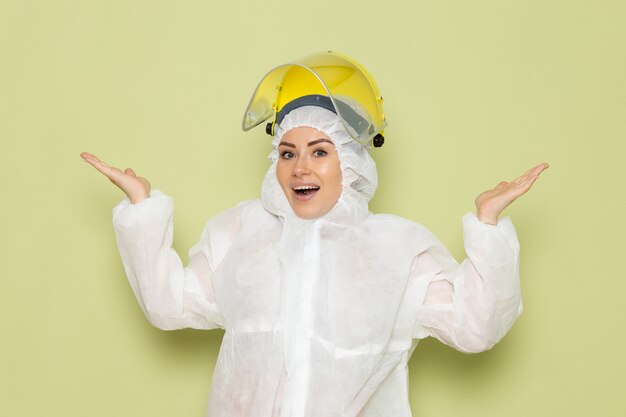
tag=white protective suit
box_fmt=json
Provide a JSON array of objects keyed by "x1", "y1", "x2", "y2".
[{"x1": 112, "y1": 107, "x2": 522, "y2": 417}]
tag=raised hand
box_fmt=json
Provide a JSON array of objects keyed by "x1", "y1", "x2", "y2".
[
  {"x1": 475, "y1": 163, "x2": 549, "y2": 225},
  {"x1": 80, "y1": 152, "x2": 151, "y2": 204}
]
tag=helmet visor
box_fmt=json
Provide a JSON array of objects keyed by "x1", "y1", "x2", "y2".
[{"x1": 242, "y1": 52, "x2": 386, "y2": 145}]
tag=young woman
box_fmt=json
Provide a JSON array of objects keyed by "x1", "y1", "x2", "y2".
[{"x1": 81, "y1": 52, "x2": 547, "y2": 417}]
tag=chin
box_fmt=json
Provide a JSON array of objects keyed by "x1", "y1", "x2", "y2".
[
  {"x1": 289, "y1": 202, "x2": 337, "y2": 219},
  {"x1": 292, "y1": 208, "x2": 325, "y2": 219}
]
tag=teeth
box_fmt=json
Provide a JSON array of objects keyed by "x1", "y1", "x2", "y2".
[{"x1": 293, "y1": 185, "x2": 319, "y2": 191}]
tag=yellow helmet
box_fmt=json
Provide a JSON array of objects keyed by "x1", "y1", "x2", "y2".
[{"x1": 242, "y1": 51, "x2": 387, "y2": 147}]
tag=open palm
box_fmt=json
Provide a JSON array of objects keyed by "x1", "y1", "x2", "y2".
[
  {"x1": 80, "y1": 152, "x2": 151, "y2": 204},
  {"x1": 475, "y1": 163, "x2": 549, "y2": 224}
]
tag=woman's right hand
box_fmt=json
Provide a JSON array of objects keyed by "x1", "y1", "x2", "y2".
[{"x1": 80, "y1": 152, "x2": 151, "y2": 204}]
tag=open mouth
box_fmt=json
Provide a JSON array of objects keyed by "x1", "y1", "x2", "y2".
[{"x1": 292, "y1": 185, "x2": 320, "y2": 200}]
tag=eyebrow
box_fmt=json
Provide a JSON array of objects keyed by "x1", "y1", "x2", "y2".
[
  {"x1": 278, "y1": 138, "x2": 333, "y2": 148},
  {"x1": 308, "y1": 138, "x2": 333, "y2": 146}
]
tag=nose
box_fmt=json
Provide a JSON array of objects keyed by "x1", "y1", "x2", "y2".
[{"x1": 292, "y1": 155, "x2": 311, "y2": 177}]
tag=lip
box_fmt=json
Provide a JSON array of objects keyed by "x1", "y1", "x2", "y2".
[
  {"x1": 292, "y1": 189, "x2": 318, "y2": 201},
  {"x1": 291, "y1": 183, "x2": 320, "y2": 202}
]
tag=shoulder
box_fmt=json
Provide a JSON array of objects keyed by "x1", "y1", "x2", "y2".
[
  {"x1": 195, "y1": 200, "x2": 277, "y2": 267},
  {"x1": 359, "y1": 213, "x2": 460, "y2": 273},
  {"x1": 363, "y1": 214, "x2": 443, "y2": 256},
  {"x1": 349, "y1": 213, "x2": 444, "y2": 258},
  {"x1": 202, "y1": 199, "x2": 273, "y2": 238},
  {"x1": 363, "y1": 213, "x2": 437, "y2": 241},
  {"x1": 208, "y1": 199, "x2": 264, "y2": 222}
]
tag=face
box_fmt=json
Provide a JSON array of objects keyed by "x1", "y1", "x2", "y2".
[{"x1": 276, "y1": 127, "x2": 343, "y2": 219}]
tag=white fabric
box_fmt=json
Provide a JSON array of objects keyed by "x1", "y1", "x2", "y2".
[{"x1": 112, "y1": 107, "x2": 522, "y2": 417}]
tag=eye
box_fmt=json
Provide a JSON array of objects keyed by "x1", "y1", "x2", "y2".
[
  {"x1": 280, "y1": 150, "x2": 295, "y2": 160},
  {"x1": 313, "y1": 149, "x2": 328, "y2": 158}
]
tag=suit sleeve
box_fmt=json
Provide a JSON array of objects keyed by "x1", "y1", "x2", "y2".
[
  {"x1": 411, "y1": 213, "x2": 522, "y2": 353},
  {"x1": 112, "y1": 190, "x2": 225, "y2": 330}
]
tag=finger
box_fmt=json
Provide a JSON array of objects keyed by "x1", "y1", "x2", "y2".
[
  {"x1": 534, "y1": 162, "x2": 550, "y2": 175},
  {"x1": 137, "y1": 177, "x2": 151, "y2": 191},
  {"x1": 84, "y1": 157, "x2": 112, "y2": 174},
  {"x1": 520, "y1": 163, "x2": 549, "y2": 183},
  {"x1": 80, "y1": 152, "x2": 106, "y2": 165},
  {"x1": 513, "y1": 163, "x2": 548, "y2": 184},
  {"x1": 80, "y1": 151, "x2": 100, "y2": 161},
  {"x1": 521, "y1": 162, "x2": 549, "y2": 178},
  {"x1": 81, "y1": 153, "x2": 108, "y2": 169},
  {"x1": 513, "y1": 175, "x2": 528, "y2": 184},
  {"x1": 517, "y1": 175, "x2": 541, "y2": 194},
  {"x1": 513, "y1": 170, "x2": 533, "y2": 184},
  {"x1": 495, "y1": 181, "x2": 508, "y2": 189},
  {"x1": 124, "y1": 168, "x2": 137, "y2": 177},
  {"x1": 510, "y1": 172, "x2": 543, "y2": 197},
  {"x1": 82, "y1": 155, "x2": 108, "y2": 171},
  {"x1": 81, "y1": 154, "x2": 123, "y2": 180}
]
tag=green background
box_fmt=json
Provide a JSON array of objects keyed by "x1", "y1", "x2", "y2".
[{"x1": 1, "y1": 0, "x2": 624, "y2": 416}]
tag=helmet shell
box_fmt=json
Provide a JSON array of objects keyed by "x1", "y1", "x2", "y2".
[{"x1": 242, "y1": 51, "x2": 386, "y2": 146}]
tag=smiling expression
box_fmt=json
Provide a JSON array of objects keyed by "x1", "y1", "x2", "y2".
[{"x1": 276, "y1": 127, "x2": 343, "y2": 219}]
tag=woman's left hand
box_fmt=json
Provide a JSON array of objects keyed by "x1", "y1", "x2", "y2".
[{"x1": 475, "y1": 163, "x2": 549, "y2": 225}]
